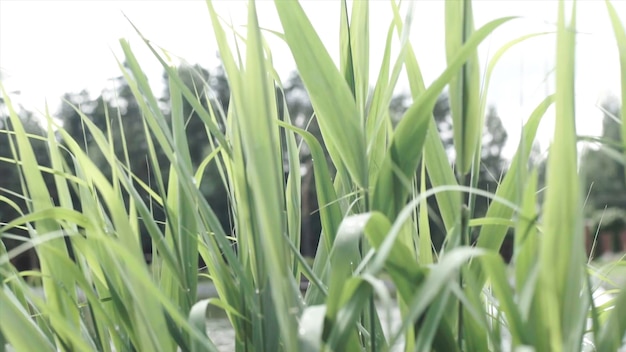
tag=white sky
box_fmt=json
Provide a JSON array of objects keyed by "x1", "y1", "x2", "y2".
[{"x1": 1, "y1": 1, "x2": 625, "y2": 158}]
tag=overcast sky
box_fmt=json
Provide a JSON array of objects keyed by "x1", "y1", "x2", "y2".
[{"x1": 1, "y1": 1, "x2": 625, "y2": 157}]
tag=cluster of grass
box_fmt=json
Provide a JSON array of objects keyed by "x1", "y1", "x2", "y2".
[{"x1": 1, "y1": 0, "x2": 626, "y2": 351}]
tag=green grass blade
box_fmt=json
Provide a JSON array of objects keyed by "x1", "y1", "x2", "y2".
[
  {"x1": 298, "y1": 305, "x2": 326, "y2": 352},
  {"x1": 597, "y1": 283, "x2": 626, "y2": 351},
  {"x1": 0, "y1": 288, "x2": 56, "y2": 351},
  {"x1": 241, "y1": 3, "x2": 299, "y2": 349},
  {"x1": 278, "y1": 90, "x2": 303, "y2": 274},
  {"x1": 515, "y1": 170, "x2": 540, "y2": 295},
  {"x1": 323, "y1": 214, "x2": 371, "y2": 351},
  {"x1": 323, "y1": 213, "x2": 392, "y2": 351},
  {"x1": 372, "y1": 16, "x2": 516, "y2": 218},
  {"x1": 419, "y1": 160, "x2": 434, "y2": 265},
  {"x1": 388, "y1": 247, "x2": 483, "y2": 348},
  {"x1": 158, "y1": 72, "x2": 199, "y2": 322},
  {"x1": 445, "y1": 0, "x2": 482, "y2": 176},
  {"x1": 389, "y1": 1, "x2": 460, "y2": 231},
  {"x1": 538, "y1": 2, "x2": 584, "y2": 349},
  {"x1": 349, "y1": 0, "x2": 369, "y2": 121},
  {"x1": 275, "y1": 0, "x2": 368, "y2": 189},
  {"x1": 339, "y1": 0, "x2": 356, "y2": 99},
  {"x1": 366, "y1": 24, "x2": 394, "y2": 178},
  {"x1": 476, "y1": 95, "x2": 553, "y2": 252},
  {"x1": 277, "y1": 122, "x2": 343, "y2": 248},
  {"x1": 188, "y1": 299, "x2": 222, "y2": 352},
  {"x1": 1, "y1": 85, "x2": 80, "y2": 350},
  {"x1": 367, "y1": 4, "x2": 415, "y2": 187},
  {"x1": 480, "y1": 253, "x2": 527, "y2": 347}
]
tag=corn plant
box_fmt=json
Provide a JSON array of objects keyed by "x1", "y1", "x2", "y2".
[{"x1": 1, "y1": 0, "x2": 626, "y2": 351}]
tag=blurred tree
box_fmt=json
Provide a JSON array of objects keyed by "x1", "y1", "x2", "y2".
[
  {"x1": 580, "y1": 98, "x2": 625, "y2": 211},
  {"x1": 475, "y1": 106, "x2": 509, "y2": 212}
]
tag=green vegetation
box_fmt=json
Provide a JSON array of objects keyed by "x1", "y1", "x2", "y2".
[{"x1": 1, "y1": 0, "x2": 626, "y2": 351}]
